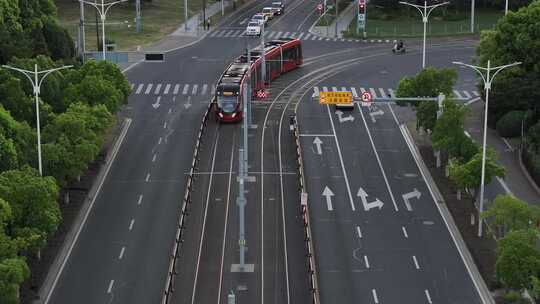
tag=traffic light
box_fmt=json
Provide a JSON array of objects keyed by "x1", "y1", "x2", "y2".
[{"x1": 359, "y1": 1, "x2": 365, "y2": 14}]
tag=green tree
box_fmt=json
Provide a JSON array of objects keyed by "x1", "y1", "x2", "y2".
[
  {"x1": 0, "y1": 133, "x2": 18, "y2": 172},
  {"x1": 0, "y1": 68, "x2": 35, "y2": 124},
  {"x1": 431, "y1": 100, "x2": 470, "y2": 160},
  {"x1": 0, "y1": 167, "x2": 60, "y2": 254},
  {"x1": 496, "y1": 229, "x2": 540, "y2": 290},
  {"x1": 42, "y1": 19, "x2": 75, "y2": 61},
  {"x1": 448, "y1": 148, "x2": 505, "y2": 196},
  {"x1": 531, "y1": 275, "x2": 540, "y2": 300},
  {"x1": 415, "y1": 101, "x2": 438, "y2": 133},
  {"x1": 476, "y1": 1, "x2": 540, "y2": 126},
  {"x1": 396, "y1": 67, "x2": 457, "y2": 106},
  {"x1": 482, "y1": 194, "x2": 540, "y2": 232},
  {"x1": 0, "y1": 257, "x2": 30, "y2": 304},
  {"x1": 0, "y1": 105, "x2": 36, "y2": 168}
]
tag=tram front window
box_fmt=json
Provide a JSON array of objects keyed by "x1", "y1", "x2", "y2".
[{"x1": 217, "y1": 96, "x2": 238, "y2": 113}]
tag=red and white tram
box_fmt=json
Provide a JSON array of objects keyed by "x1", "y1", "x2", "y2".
[{"x1": 214, "y1": 38, "x2": 303, "y2": 122}]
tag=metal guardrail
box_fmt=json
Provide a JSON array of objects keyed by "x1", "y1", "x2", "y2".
[
  {"x1": 161, "y1": 103, "x2": 213, "y2": 304},
  {"x1": 292, "y1": 115, "x2": 321, "y2": 304}
]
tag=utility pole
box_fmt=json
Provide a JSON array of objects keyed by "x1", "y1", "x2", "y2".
[
  {"x1": 471, "y1": 0, "x2": 475, "y2": 33},
  {"x1": 334, "y1": 0, "x2": 339, "y2": 37},
  {"x1": 452, "y1": 60, "x2": 521, "y2": 237},
  {"x1": 79, "y1": 0, "x2": 86, "y2": 60},
  {"x1": 136, "y1": 0, "x2": 141, "y2": 33},
  {"x1": 1, "y1": 64, "x2": 73, "y2": 176}
]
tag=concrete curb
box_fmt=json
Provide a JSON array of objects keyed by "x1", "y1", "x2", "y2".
[
  {"x1": 400, "y1": 124, "x2": 495, "y2": 304},
  {"x1": 518, "y1": 148, "x2": 540, "y2": 197},
  {"x1": 36, "y1": 118, "x2": 132, "y2": 304}
]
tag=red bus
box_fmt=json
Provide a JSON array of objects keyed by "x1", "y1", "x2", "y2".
[{"x1": 214, "y1": 38, "x2": 303, "y2": 122}]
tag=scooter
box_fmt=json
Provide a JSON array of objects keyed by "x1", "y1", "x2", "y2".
[{"x1": 392, "y1": 43, "x2": 406, "y2": 54}]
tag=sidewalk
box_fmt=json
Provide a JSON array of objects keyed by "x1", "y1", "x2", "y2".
[
  {"x1": 465, "y1": 101, "x2": 540, "y2": 206},
  {"x1": 310, "y1": 1, "x2": 356, "y2": 38}
]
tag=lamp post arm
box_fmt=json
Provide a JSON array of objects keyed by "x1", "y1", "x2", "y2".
[
  {"x1": 488, "y1": 62, "x2": 522, "y2": 84},
  {"x1": 453, "y1": 62, "x2": 488, "y2": 87},
  {"x1": 2, "y1": 65, "x2": 37, "y2": 89},
  {"x1": 80, "y1": 0, "x2": 101, "y2": 12},
  {"x1": 104, "y1": 0, "x2": 128, "y2": 16},
  {"x1": 399, "y1": 1, "x2": 425, "y2": 16},
  {"x1": 426, "y1": 1, "x2": 450, "y2": 18},
  {"x1": 37, "y1": 66, "x2": 73, "y2": 89}
]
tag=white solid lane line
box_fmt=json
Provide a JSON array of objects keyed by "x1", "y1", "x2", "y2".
[
  {"x1": 402, "y1": 226, "x2": 408, "y2": 238},
  {"x1": 372, "y1": 289, "x2": 379, "y2": 303},
  {"x1": 119, "y1": 246, "x2": 125, "y2": 259},
  {"x1": 356, "y1": 103, "x2": 399, "y2": 211},
  {"x1": 217, "y1": 135, "x2": 236, "y2": 304},
  {"x1": 107, "y1": 280, "x2": 114, "y2": 293},
  {"x1": 364, "y1": 255, "x2": 370, "y2": 268},
  {"x1": 326, "y1": 105, "x2": 356, "y2": 211},
  {"x1": 129, "y1": 219, "x2": 135, "y2": 231},
  {"x1": 412, "y1": 255, "x2": 420, "y2": 269},
  {"x1": 356, "y1": 226, "x2": 362, "y2": 238},
  {"x1": 137, "y1": 195, "x2": 143, "y2": 206},
  {"x1": 191, "y1": 132, "x2": 220, "y2": 304},
  {"x1": 425, "y1": 289, "x2": 433, "y2": 303}
]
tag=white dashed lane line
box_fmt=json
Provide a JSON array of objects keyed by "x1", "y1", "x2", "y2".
[
  {"x1": 107, "y1": 280, "x2": 114, "y2": 293},
  {"x1": 129, "y1": 219, "x2": 135, "y2": 230},
  {"x1": 402, "y1": 226, "x2": 409, "y2": 238},
  {"x1": 137, "y1": 195, "x2": 143, "y2": 206}
]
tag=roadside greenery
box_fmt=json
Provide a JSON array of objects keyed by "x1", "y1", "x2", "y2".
[{"x1": 0, "y1": 1, "x2": 131, "y2": 302}]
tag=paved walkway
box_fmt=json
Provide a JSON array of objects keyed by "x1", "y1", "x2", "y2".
[
  {"x1": 464, "y1": 101, "x2": 540, "y2": 206},
  {"x1": 310, "y1": 1, "x2": 356, "y2": 38}
]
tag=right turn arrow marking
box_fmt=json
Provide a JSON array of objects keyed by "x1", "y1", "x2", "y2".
[{"x1": 402, "y1": 188, "x2": 421, "y2": 211}]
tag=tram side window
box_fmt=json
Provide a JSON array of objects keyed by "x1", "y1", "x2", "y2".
[{"x1": 283, "y1": 48, "x2": 295, "y2": 63}]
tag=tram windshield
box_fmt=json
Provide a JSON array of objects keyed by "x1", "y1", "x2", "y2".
[{"x1": 217, "y1": 95, "x2": 238, "y2": 113}]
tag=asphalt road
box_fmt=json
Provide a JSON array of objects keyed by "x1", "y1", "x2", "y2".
[
  {"x1": 296, "y1": 42, "x2": 485, "y2": 303},
  {"x1": 46, "y1": 0, "x2": 488, "y2": 302}
]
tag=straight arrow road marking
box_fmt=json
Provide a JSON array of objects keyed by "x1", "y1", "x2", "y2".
[
  {"x1": 312, "y1": 86, "x2": 319, "y2": 98},
  {"x1": 322, "y1": 186, "x2": 334, "y2": 211},
  {"x1": 152, "y1": 96, "x2": 161, "y2": 109},
  {"x1": 402, "y1": 188, "x2": 421, "y2": 211},
  {"x1": 335, "y1": 110, "x2": 354, "y2": 123},
  {"x1": 313, "y1": 137, "x2": 323, "y2": 155},
  {"x1": 369, "y1": 109, "x2": 384, "y2": 123},
  {"x1": 357, "y1": 187, "x2": 384, "y2": 211}
]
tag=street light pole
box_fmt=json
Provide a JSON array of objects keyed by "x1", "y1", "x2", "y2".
[
  {"x1": 1, "y1": 64, "x2": 73, "y2": 176},
  {"x1": 452, "y1": 60, "x2": 521, "y2": 237},
  {"x1": 399, "y1": 1, "x2": 449, "y2": 69},
  {"x1": 505, "y1": 0, "x2": 509, "y2": 15},
  {"x1": 80, "y1": 0, "x2": 127, "y2": 60}
]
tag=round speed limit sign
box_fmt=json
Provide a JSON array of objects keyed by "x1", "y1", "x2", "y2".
[{"x1": 361, "y1": 91, "x2": 373, "y2": 106}]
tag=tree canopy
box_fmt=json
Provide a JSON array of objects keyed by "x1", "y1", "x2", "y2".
[{"x1": 496, "y1": 229, "x2": 540, "y2": 290}]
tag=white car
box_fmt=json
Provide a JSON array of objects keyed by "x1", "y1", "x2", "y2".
[
  {"x1": 251, "y1": 13, "x2": 268, "y2": 26},
  {"x1": 262, "y1": 7, "x2": 275, "y2": 19},
  {"x1": 245, "y1": 21, "x2": 262, "y2": 36}
]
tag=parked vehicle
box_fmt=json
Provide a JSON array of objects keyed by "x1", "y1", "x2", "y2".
[
  {"x1": 245, "y1": 21, "x2": 262, "y2": 36},
  {"x1": 262, "y1": 7, "x2": 275, "y2": 19},
  {"x1": 272, "y1": 1, "x2": 284, "y2": 14},
  {"x1": 251, "y1": 13, "x2": 268, "y2": 26}
]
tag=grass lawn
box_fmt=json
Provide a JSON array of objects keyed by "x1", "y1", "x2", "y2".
[
  {"x1": 344, "y1": 8, "x2": 504, "y2": 38},
  {"x1": 55, "y1": 0, "x2": 205, "y2": 51}
]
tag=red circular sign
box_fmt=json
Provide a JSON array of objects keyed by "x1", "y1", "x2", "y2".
[{"x1": 361, "y1": 91, "x2": 372, "y2": 102}]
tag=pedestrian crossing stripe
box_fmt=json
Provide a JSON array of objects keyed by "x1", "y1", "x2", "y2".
[
  {"x1": 129, "y1": 83, "x2": 479, "y2": 100},
  {"x1": 310, "y1": 86, "x2": 479, "y2": 101},
  {"x1": 207, "y1": 29, "x2": 395, "y2": 43}
]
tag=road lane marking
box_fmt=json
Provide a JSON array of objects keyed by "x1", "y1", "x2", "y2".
[
  {"x1": 192, "y1": 84, "x2": 198, "y2": 95},
  {"x1": 502, "y1": 137, "x2": 513, "y2": 150},
  {"x1": 356, "y1": 226, "x2": 362, "y2": 238},
  {"x1": 412, "y1": 255, "x2": 420, "y2": 269},
  {"x1": 326, "y1": 105, "x2": 356, "y2": 211},
  {"x1": 378, "y1": 88, "x2": 387, "y2": 98},
  {"x1": 164, "y1": 84, "x2": 171, "y2": 94},
  {"x1": 182, "y1": 84, "x2": 189, "y2": 95},
  {"x1": 107, "y1": 280, "x2": 114, "y2": 293},
  {"x1": 369, "y1": 87, "x2": 378, "y2": 98},
  {"x1": 462, "y1": 91, "x2": 471, "y2": 98},
  {"x1": 453, "y1": 89, "x2": 463, "y2": 99},
  {"x1": 357, "y1": 103, "x2": 399, "y2": 211},
  {"x1": 119, "y1": 246, "x2": 125, "y2": 259},
  {"x1": 163, "y1": 122, "x2": 167, "y2": 129},
  {"x1": 402, "y1": 226, "x2": 408, "y2": 238},
  {"x1": 158, "y1": 137, "x2": 162, "y2": 145},
  {"x1": 191, "y1": 132, "x2": 220, "y2": 304},
  {"x1": 201, "y1": 84, "x2": 208, "y2": 95},
  {"x1": 145, "y1": 173, "x2": 150, "y2": 182},
  {"x1": 129, "y1": 219, "x2": 135, "y2": 230},
  {"x1": 372, "y1": 289, "x2": 379, "y2": 303},
  {"x1": 152, "y1": 154, "x2": 157, "y2": 162},
  {"x1": 168, "y1": 108, "x2": 172, "y2": 114},
  {"x1": 154, "y1": 83, "x2": 162, "y2": 95},
  {"x1": 135, "y1": 84, "x2": 144, "y2": 94},
  {"x1": 425, "y1": 289, "x2": 432, "y2": 303},
  {"x1": 322, "y1": 186, "x2": 334, "y2": 211},
  {"x1": 144, "y1": 84, "x2": 153, "y2": 94},
  {"x1": 351, "y1": 87, "x2": 358, "y2": 98},
  {"x1": 217, "y1": 134, "x2": 236, "y2": 304},
  {"x1": 173, "y1": 84, "x2": 180, "y2": 94},
  {"x1": 364, "y1": 255, "x2": 370, "y2": 268},
  {"x1": 137, "y1": 195, "x2": 143, "y2": 205},
  {"x1": 312, "y1": 86, "x2": 319, "y2": 97},
  {"x1": 299, "y1": 134, "x2": 335, "y2": 137}
]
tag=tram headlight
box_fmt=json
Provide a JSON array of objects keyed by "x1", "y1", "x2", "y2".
[
  {"x1": 232, "y1": 112, "x2": 237, "y2": 118},
  {"x1": 218, "y1": 113, "x2": 224, "y2": 118}
]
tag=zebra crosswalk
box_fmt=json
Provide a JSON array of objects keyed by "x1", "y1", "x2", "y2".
[
  {"x1": 130, "y1": 82, "x2": 215, "y2": 96},
  {"x1": 312, "y1": 86, "x2": 480, "y2": 100},
  {"x1": 208, "y1": 29, "x2": 396, "y2": 43}
]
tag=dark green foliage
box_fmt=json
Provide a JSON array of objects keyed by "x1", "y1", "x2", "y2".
[
  {"x1": 415, "y1": 101, "x2": 438, "y2": 133},
  {"x1": 42, "y1": 19, "x2": 75, "y2": 61},
  {"x1": 496, "y1": 229, "x2": 540, "y2": 290},
  {"x1": 0, "y1": 257, "x2": 30, "y2": 304},
  {"x1": 396, "y1": 67, "x2": 457, "y2": 107},
  {"x1": 496, "y1": 110, "x2": 525, "y2": 138},
  {"x1": 503, "y1": 290, "x2": 531, "y2": 304}
]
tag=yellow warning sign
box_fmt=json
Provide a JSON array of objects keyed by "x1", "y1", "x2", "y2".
[{"x1": 319, "y1": 91, "x2": 353, "y2": 105}]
